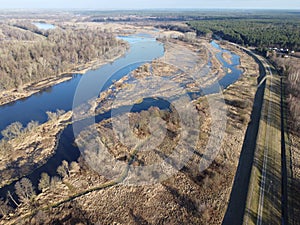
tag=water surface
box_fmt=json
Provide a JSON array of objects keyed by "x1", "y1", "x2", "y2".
[
  {"x1": 0, "y1": 36, "x2": 164, "y2": 136},
  {"x1": 32, "y1": 22, "x2": 55, "y2": 30}
]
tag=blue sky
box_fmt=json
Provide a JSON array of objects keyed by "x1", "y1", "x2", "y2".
[{"x1": 0, "y1": 0, "x2": 299, "y2": 9}]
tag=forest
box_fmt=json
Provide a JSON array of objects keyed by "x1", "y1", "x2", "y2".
[
  {"x1": 188, "y1": 18, "x2": 300, "y2": 51},
  {"x1": 0, "y1": 22, "x2": 122, "y2": 91}
]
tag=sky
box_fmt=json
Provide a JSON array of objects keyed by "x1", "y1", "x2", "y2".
[{"x1": 0, "y1": 0, "x2": 299, "y2": 10}]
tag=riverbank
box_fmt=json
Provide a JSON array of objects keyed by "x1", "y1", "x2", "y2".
[
  {"x1": 0, "y1": 111, "x2": 72, "y2": 188},
  {"x1": 0, "y1": 29, "x2": 261, "y2": 223},
  {"x1": 8, "y1": 37, "x2": 258, "y2": 224},
  {"x1": 1, "y1": 38, "x2": 261, "y2": 224},
  {"x1": 0, "y1": 45, "x2": 128, "y2": 107}
]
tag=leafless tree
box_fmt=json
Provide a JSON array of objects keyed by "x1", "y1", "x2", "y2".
[
  {"x1": 7, "y1": 191, "x2": 19, "y2": 208},
  {"x1": 24, "y1": 120, "x2": 39, "y2": 133},
  {"x1": 38, "y1": 173, "x2": 50, "y2": 191},
  {"x1": 0, "y1": 24, "x2": 122, "y2": 91},
  {"x1": 50, "y1": 176, "x2": 61, "y2": 192},
  {"x1": 69, "y1": 161, "x2": 80, "y2": 173},
  {"x1": 14, "y1": 178, "x2": 36, "y2": 204},
  {"x1": 46, "y1": 109, "x2": 66, "y2": 121},
  {"x1": 0, "y1": 140, "x2": 13, "y2": 156},
  {"x1": 0, "y1": 198, "x2": 13, "y2": 217},
  {"x1": 1, "y1": 121, "x2": 23, "y2": 140},
  {"x1": 57, "y1": 160, "x2": 70, "y2": 178}
]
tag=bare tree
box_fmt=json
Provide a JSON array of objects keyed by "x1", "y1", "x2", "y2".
[
  {"x1": 50, "y1": 176, "x2": 61, "y2": 192},
  {"x1": 0, "y1": 198, "x2": 12, "y2": 217},
  {"x1": 7, "y1": 191, "x2": 19, "y2": 208},
  {"x1": 15, "y1": 178, "x2": 36, "y2": 204},
  {"x1": 24, "y1": 120, "x2": 39, "y2": 133},
  {"x1": 70, "y1": 161, "x2": 80, "y2": 173},
  {"x1": 38, "y1": 173, "x2": 50, "y2": 191},
  {"x1": 57, "y1": 109, "x2": 66, "y2": 117},
  {"x1": 0, "y1": 140, "x2": 13, "y2": 156},
  {"x1": 0, "y1": 25, "x2": 121, "y2": 91},
  {"x1": 57, "y1": 160, "x2": 69, "y2": 178},
  {"x1": 46, "y1": 109, "x2": 66, "y2": 121},
  {"x1": 1, "y1": 121, "x2": 23, "y2": 140},
  {"x1": 286, "y1": 67, "x2": 300, "y2": 132},
  {"x1": 46, "y1": 111, "x2": 58, "y2": 121}
]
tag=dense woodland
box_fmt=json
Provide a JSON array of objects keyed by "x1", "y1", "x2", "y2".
[
  {"x1": 188, "y1": 19, "x2": 300, "y2": 51},
  {"x1": 0, "y1": 22, "x2": 122, "y2": 91},
  {"x1": 154, "y1": 24, "x2": 194, "y2": 33}
]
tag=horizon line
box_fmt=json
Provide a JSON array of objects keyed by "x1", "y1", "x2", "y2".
[{"x1": 0, "y1": 8, "x2": 300, "y2": 11}]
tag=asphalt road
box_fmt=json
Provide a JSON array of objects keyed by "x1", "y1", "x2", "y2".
[{"x1": 223, "y1": 44, "x2": 288, "y2": 225}]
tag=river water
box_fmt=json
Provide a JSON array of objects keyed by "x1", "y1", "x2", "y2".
[
  {"x1": 0, "y1": 36, "x2": 164, "y2": 136},
  {"x1": 32, "y1": 22, "x2": 55, "y2": 30},
  {"x1": 0, "y1": 37, "x2": 242, "y2": 201}
]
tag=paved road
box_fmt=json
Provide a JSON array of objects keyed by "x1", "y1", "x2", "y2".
[
  {"x1": 222, "y1": 45, "x2": 267, "y2": 225},
  {"x1": 256, "y1": 67, "x2": 273, "y2": 225},
  {"x1": 245, "y1": 58, "x2": 285, "y2": 225},
  {"x1": 223, "y1": 44, "x2": 288, "y2": 225}
]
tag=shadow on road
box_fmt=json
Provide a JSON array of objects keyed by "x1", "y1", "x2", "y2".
[{"x1": 222, "y1": 74, "x2": 266, "y2": 224}]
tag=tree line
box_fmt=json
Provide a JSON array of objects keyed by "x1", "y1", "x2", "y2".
[
  {"x1": 154, "y1": 24, "x2": 194, "y2": 33},
  {"x1": 188, "y1": 18, "x2": 300, "y2": 51},
  {"x1": 0, "y1": 23, "x2": 122, "y2": 91},
  {"x1": 273, "y1": 57, "x2": 300, "y2": 133},
  {"x1": 0, "y1": 160, "x2": 80, "y2": 218},
  {"x1": 287, "y1": 69, "x2": 300, "y2": 133},
  {"x1": 0, "y1": 23, "x2": 43, "y2": 41}
]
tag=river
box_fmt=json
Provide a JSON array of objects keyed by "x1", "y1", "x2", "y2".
[
  {"x1": 0, "y1": 37, "x2": 242, "y2": 202},
  {"x1": 0, "y1": 36, "x2": 164, "y2": 137},
  {"x1": 32, "y1": 22, "x2": 55, "y2": 30}
]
